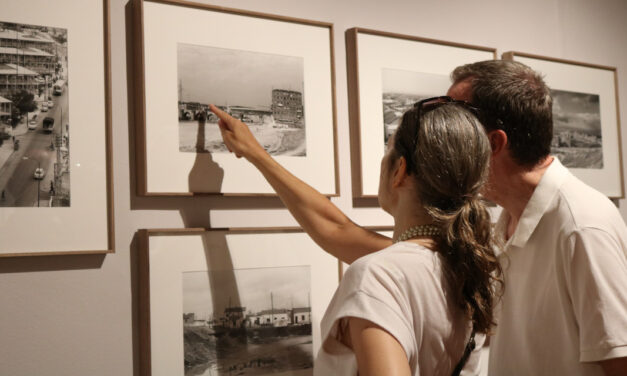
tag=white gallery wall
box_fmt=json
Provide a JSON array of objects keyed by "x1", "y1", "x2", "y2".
[{"x1": 1, "y1": 0, "x2": 627, "y2": 375}]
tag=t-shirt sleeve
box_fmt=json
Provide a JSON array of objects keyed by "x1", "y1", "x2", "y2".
[
  {"x1": 320, "y1": 257, "x2": 416, "y2": 363},
  {"x1": 565, "y1": 227, "x2": 627, "y2": 362}
]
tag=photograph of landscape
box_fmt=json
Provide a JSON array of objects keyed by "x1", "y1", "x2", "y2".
[
  {"x1": 551, "y1": 88, "x2": 603, "y2": 169},
  {"x1": 177, "y1": 43, "x2": 306, "y2": 157},
  {"x1": 381, "y1": 68, "x2": 450, "y2": 144}
]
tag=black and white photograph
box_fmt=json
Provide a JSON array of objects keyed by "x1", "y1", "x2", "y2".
[
  {"x1": 0, "y1": 20, "x2": 70, "y2": 207},
  {"x1": 183, "y1": 266, "x2": 313, "y2": 376},
  {"x1": 381, "y1": 68, "x2": 450, "y2": 144},
  {"x1": 551, "y1": 89, "x2": 603, "y2": 169},
  {"x1": 178, "y1": 43, "x2": 306, "y2": 157}
]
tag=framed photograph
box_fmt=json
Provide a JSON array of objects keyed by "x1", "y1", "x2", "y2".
[
  {"x1": 346, "y1": 28, "x2": 496, "y2": 198},
  {"x1": 139, "y1": 228, "x2": 341, "y2": 376},
  {"x1": 0, "y1": 0, "x2": 113, "y2": 256},
  {"x1": 503, "y1": 51, "x2": 624, "y2": 198},
  {"x1": 133, "y1": 0, "x2": 338, "y2": 196}
]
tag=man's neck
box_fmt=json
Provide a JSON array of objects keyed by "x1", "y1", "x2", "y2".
[{"x1": 490, "y1": 156, "x2": 554, "y2": 239}]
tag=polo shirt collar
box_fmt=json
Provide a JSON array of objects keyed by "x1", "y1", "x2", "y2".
[{"x1": 498, "y1": 158, "x2": 570, "y2": 249}]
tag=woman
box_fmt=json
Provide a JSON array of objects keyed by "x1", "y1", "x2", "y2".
[{"x1": 209, "y1": 97, "x2": 502, "y2": 376}]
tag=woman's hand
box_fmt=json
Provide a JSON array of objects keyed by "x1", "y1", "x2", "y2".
[{"x1": 209, "y1": 104, "x2": 266, "y2": 161}]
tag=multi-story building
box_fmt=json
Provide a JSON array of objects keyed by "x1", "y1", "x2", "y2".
[
  {"x1": 0, "y1": 46, "x2": 55, "y2": 75},
  {"x1": 0, "y1": 24, "x2": 65, "y2": 98},
  {"x1": 0, "y1": 95, "x2": 11, "y2": 119},
  {"x1": 271, "y1": 89, "x2": 304, "y2": 126},
  {"x1": 0, "y1": 63, "x2": 39, "y2": 97},
  {"x1": 0, "y1": 28, "x2": 56, "y2": 55}
]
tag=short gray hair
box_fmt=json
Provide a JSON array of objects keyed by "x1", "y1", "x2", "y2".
[{"x1": 451, "y1": 60, "x2": 553, "y2": 168}]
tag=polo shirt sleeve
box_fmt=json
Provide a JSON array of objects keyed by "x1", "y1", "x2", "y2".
[
  {"x1": 320, "y1": 257, "x2": 416, "y2": 363},
  {"x1": 565, "y1": 228, "x2": 627, "y2": 362}
]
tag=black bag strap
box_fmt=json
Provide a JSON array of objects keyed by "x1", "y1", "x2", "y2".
[{"x1": 450, "y1": 328, "x2": 476, "y2": 376}]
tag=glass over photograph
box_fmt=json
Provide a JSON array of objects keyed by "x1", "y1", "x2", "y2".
[
  {"x1": 183, "y1": 266, "x2": 313, "y2": 376},
  {"x1": 381, "y1": 68, "x2": 450, "y2": 144},
  {"x1": 550, "y1": 88, "x2": 603, "y2": 169},
  {"x1": 177, "y1": 43, "x2": 306, "y2": 157},
  {"x1": 0, "y1": 20, "x2": 70, "y2": 208}
]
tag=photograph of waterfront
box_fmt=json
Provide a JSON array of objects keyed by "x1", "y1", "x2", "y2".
[
  {"x1": 381, "y1": 68, "x2": 450, "y2": 144},
  {"x1": 0, "y1": 20, "x2": 70, "y2": 207},
  {"x1": 177, "y1": 43, "x2": 306, "y2": 157},
  {"x1": 183, "y1": 266, "x2": 313, "y2": 376},
  {"x1": 551, "y1": 88, "x2": 603, "y2": 169}
]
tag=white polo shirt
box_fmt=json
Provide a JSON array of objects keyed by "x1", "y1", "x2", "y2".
[
  {"x1": 315, "y1": 241, "x2": 484, "y2": 375},
  {"x1": 489, "y1": 159, "x2": 627, "y2": 375}
]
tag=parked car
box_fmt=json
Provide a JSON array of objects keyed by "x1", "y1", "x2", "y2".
[
  {"x1": 28, "y1": 119, "x2": 37, "y2": 130},
  {"x1": 47, "y1": 100, "x2": 54, "y2": 108},
  {"x1": 41, "y1": 104, "x2": 48, "y2": 112},
  {"x1": 33, "y1": 167, "x2": 45, "y2": 180}
]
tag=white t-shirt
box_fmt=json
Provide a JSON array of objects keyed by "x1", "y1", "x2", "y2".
[
  {"x1": 315, "y1": 241, "x2": 484, "y2": 376},
  {"x1": 489, "y1": 159, "x2": 627, "y2": 375}
]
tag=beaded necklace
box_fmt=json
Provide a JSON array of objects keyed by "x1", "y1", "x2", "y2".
[{"x1": 395, "y1": 224, "x2": 440, "y2": 243}]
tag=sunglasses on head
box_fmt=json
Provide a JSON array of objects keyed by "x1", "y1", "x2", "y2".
[
  {"x1": 411, "y1": 96, "x2": 482, "y2": 146},
  {"x1": 413, "y1": 95, "x2": 480, "y2": 122}
]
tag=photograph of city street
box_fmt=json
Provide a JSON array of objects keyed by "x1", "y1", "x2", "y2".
[
  {"x1": 177, "y1": 43, "x2": 306, "y2": 157},
  {"x1": 551, "y1": 89, "x2": 603, "y2": 169},
  {"x1": 183, "y1": 266, "x2": 313, "y2": 376},
  {"x1": 0, "y1": 20, "x2": 70, "y2": 207},
  {"x1": 381, "y1": 68, "x2": 450, "y2": 144}
]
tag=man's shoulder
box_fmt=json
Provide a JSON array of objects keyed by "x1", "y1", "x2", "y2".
[{"x1": 555, "y1": 173, "x2": 624, "y2": 232}]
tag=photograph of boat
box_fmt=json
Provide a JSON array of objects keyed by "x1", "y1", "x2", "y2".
[{"x1": 183, "y1": 266, "x2": 313, "y2": 376}]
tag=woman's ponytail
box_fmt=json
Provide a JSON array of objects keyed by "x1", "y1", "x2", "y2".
[{"x1": 394, "y1": 103, "x2": 504, "y2": 334}]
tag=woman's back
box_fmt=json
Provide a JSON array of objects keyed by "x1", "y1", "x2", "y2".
[{"x1": 316, "y1": 241, "x2": 483, "y2": 375}]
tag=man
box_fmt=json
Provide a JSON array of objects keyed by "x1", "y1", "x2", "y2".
[{"x1": 447, "y1": 60, "x2": 627, "y2": 375}]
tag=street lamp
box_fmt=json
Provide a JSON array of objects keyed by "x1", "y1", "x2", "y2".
[{"x1": 22, "y1": 156, "x2": 41, "y2": 207}]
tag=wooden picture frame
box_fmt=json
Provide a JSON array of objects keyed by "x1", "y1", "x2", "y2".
[
  {"x1": 133, "y1": 0, "x2": 339, "y2": 197},
  {"x1": 346, "y1": 27, "x2": 496, "y2": 199},
  {"x1": 139, "y1": 227, "x2": 341, "y2": 376},
  {"x1": 503, "y1": 51, "x2": 624, "y2": 198},
  {"x1": 0, "y1": 0, "x2": 114, "y2": 257}
]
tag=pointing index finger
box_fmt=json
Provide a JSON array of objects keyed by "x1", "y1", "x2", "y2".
[{"x1": 209, "y1": 104, "x2": 230, "y2": 122}]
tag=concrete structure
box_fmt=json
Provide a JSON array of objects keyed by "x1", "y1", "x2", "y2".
[{"x1": 271, "y1": 89, "x2": 304, "y2": 126}]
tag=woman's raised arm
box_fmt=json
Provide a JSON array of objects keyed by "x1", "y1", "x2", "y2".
[{"x1": 210, "y1": 105, "x2": 392, "y2": 264}]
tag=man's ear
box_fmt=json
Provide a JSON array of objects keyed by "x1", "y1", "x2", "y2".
[
  {"x1": 392, "y1": 156, "x2": 408, "y2": 188},
  {"x1": 488, "y1": 129, "x2": 508, "y2": 156}
]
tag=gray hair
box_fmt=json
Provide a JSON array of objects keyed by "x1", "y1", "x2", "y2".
[{"x1": 393, "y1": 104, "x2": 503, "y2": 334}]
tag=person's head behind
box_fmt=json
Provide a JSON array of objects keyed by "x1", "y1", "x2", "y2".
[
  {"x1": 450, "y1": 60, "x2": 553, "y2": 168},
  {"x1": 393, "y1": 103, "x2": 490, "y2": 213},
  {"x1": 389, "y1": 101, "x2": 502, "y2": 334}
]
